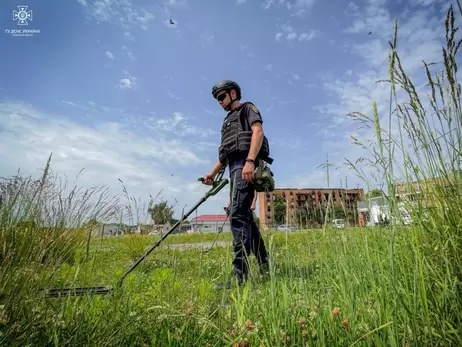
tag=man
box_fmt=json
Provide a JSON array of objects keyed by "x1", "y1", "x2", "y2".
[{"x1": 202, "y1": 80, "x2": 270, "y2": 290}]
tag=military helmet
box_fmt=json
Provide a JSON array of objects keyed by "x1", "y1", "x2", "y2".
[{"x1": 211, "y1": 80, "x2": 241, "y2": 100}]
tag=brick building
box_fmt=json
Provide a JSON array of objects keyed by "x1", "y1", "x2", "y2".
[
  {"x1": 394, "y1": 173, "x2": 461, "y2": 209},
  {"x1": 258, "y1": 187, "x2": 364, "y2": 230}
]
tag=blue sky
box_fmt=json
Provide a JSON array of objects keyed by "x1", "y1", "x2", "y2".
[{"x1": 0, "y1": 0, "x2": 454, "y2": 222}]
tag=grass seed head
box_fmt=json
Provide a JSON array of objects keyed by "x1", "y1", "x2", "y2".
[
  {"x1": 232, "y1": 339, "x2": 250, "y2": 347},
  {"x1": 245, "y1": 319, "x2": 255, "y2": 330},
  {"x1": 332, "y1": 307, "x2": 340, "y2": 319}
]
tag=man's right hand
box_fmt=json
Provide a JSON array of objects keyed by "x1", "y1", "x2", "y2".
[
  {"x1": 202, "y1": 173, "x2": 214, "y2": 185},
  {"x1": 202, "y1": 160, "x2": 223, "y2": 185}
]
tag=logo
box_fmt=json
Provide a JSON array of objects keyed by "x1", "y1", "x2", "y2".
[
  {"x1": 13, "y1": 6, "x2": 32, "y2": 25},
  {"x1": 5, "y1": 5, "x2": 40, "y2": 37},
  {"x1": 250, "y1": 103, "x2": 260, "y2": 115}
]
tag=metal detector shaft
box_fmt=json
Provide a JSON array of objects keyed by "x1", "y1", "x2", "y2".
[{"x1": 116, "y1": 175, "x2": 228, "y2": 288}]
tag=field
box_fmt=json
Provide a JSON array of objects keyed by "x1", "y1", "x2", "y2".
[
  {"x1": 2, "y1": 2, "x2": 462, "y2": 347},
  {"x1": 2, "y1": 226, "x2": 460, "y2": 347}
]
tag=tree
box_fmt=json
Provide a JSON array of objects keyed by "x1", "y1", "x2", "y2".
[
  {"x1": 252, "y1": 212, "x2": 259, "y2": 228},
  {"x1": 332, "y1": 205, "x2": 346, "y2": 220},
  {"x1": 366, "y1": 189, "x2": 384, "y2": 199},
  {"x1": 148, "y1": 200, "x2": 174, "y2": 225},
  {"x1": 272, "y1": 193, "x2": 286, "y2": 225}
]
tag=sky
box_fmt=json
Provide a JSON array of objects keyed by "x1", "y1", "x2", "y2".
[{"x1": 0, "y1": 0, "x2": 456, "y2": 223}]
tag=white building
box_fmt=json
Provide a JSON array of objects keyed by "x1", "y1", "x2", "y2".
[
  {"x1": 358, "y1": 196, "x2": 412, "y2": 226},
  {"x1": 190, "y1": 214, "x2": 231, "y2": 233}
]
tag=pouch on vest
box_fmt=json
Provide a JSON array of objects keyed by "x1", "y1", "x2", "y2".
[{"x1": 253, "y1": 160, "x2": 275, "y2": 192}]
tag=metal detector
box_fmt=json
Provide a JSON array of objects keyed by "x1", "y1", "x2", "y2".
[
  {"x1": 202, "y1": 208, "x2": 230, "y2": 253},
  {"x1": 42, "y1": 170, "x2": 228, "y2": 298}
]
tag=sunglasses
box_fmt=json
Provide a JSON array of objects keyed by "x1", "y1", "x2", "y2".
[{"x1": 216, "y1": 93, "x2": 227, "y2": 102}]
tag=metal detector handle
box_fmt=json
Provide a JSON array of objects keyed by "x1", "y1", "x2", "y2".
[
  {"x1": 206, "y1": 178, "x2": 228, "y2": 197},
  {"x1": 197, "y1": 170, "x2": 228, "y2": 197}
]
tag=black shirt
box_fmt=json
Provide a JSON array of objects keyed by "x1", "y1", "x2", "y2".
[{"x1": 228, "y1": 101, "x2": 263, "y2": 171}]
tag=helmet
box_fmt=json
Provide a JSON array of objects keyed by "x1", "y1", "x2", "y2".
[{"x1": 211, "y1": 80, "x2": 241, "y2": 100}]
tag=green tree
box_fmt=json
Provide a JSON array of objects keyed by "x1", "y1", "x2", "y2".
[
  {"x1": 273, "y1": 193, "x2": 286, "y2": 225},
  {"x1": 148, "y1": 200, "x2": 174, "y2": 225},
  {"x1": 253, "y1": 212, "x2": 259, "y2": 227},
  {"x1": 83, "y1": 218, "x2": 103, "y2": 228},
  {"x1": 332, "y1": 205, "x2": 346, "y2": 219},
  {"x1": 366, "y1": 189, "x2": 384, "y2": 198}
]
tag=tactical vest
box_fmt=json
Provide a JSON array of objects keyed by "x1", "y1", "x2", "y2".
[{"x1": 219, "y1": 102, "x2": 273, "y2": 166}]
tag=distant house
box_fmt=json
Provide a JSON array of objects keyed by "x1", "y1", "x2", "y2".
[
  {"x1": 190, "y1": 214, "x2": 231, "y2": 233},
  {"x1": 358, "y1": 196, "x2": 390, "y2": 226},
  {"x1": 358, "y1": 196, "x2": 412, "y2": 226},
  {"x1": 95, "y1": 224, "x2": 124, "y2": 236}
]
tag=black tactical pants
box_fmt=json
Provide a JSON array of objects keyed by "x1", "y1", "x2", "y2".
[{"x1": 229, "y1": 166, "x2": 269, "y2": 280}]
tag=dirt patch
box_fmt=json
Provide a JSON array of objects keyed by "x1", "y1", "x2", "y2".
[{"x1": 163, "y1": 241, "x2": 231, "y2": 251}]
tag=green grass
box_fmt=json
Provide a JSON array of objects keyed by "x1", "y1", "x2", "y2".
[
  {"x1": 2, "y1": 227, "x2": 455, "y2": 347},
  {"x1": 2, "y1": 2, "x2": 462, "y2": 346}
]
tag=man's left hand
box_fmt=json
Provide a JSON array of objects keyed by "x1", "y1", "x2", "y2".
[{"x1": 242, "y1": 161, "x2": 255, "y2": 182}]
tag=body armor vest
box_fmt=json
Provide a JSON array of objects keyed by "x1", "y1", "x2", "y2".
[{"x1": 219, "y1": 102, "x2": 272, "y2": 166}]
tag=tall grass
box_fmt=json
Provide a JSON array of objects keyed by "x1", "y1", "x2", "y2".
[
  {"x1": 0, "y1": 153, "x2": 121, "y2": 344},
  {"x1": 345, "y1": 2, "x2": 462, "y2": 345},
  {"x1": 1, "y1": 3, "x2": 462, "y2": 346}
]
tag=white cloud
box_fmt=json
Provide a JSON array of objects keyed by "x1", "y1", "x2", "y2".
[
  {"x1": 77, "y1": 0, "x2": 88, "y2": 7},
  {"x1": 121, "y1": 46, "x2": 135, "y2": 60},
  {"x1": 77, "y1": 0, "x2": 154, "y2": 30},
  {"x1": 287, "y1": 32, "x2": 297, "y2": 40},
  {"x1": 264, "y1": 0, "x2": 318, "y2": 15},
  {"x1": 262, "y1": 0, "x2": 275, "y2": 10},
  {"x1": 0, "y1": 101, "x2": 224, "y2": 222},
  {"x1": 276, "y1": 21, "x2": 316, "y2": 42},
  {"x1": 167, "y1": 89, "x2": 180, "y2": 100},
  {"x1": 118, "y1": 71, "x2": 137, "y2": 89},
  {"x1": 236, "y1": 0, "x2": 247, "y2": 4},
  {"x1": 119, "y1": 78, "x2": 135, "y2": 89},
  {"x1": 345, "y1": 1, "x2": 360, "y2": 17},
  {"x1": 138, "y1": 112, "x2": 218, "y2": 138},
  {"x1": 298, "y1": 31, "x2": 315, "y2": 41},
  {"x1": 165, "y1": 0, "x2": 188, "y2": 7},
  {"x1": 106, "y1": 51, "x2": 115, "y2": 60},
  {"x1": 61, "y1": 100, "x2": 117, "y2": 114},
  {"x1": 292, "y1": 0, "x2": 317, "y2": 8},
  {"x1": 124, "y1": 32, "x2": 135, "y2": 41},
  {"x1": 239, "y1": 45, "x2": 254, "y2": 58}
]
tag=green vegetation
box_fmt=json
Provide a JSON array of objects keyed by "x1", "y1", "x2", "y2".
[{"x1": 1, "y1": 3, "x2": 462, "y2": 346}]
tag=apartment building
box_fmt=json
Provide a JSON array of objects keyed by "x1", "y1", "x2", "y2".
[
  {"x1": 394, "y1": 173, "x2": 460, "y2": 209},
  {"x1": 258, "y1": 187, "x2": 364, "y2": 230}
]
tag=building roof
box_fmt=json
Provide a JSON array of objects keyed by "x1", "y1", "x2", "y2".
[{"x1": 191, "y1": 214, "x2": 228, "y2": 222}]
